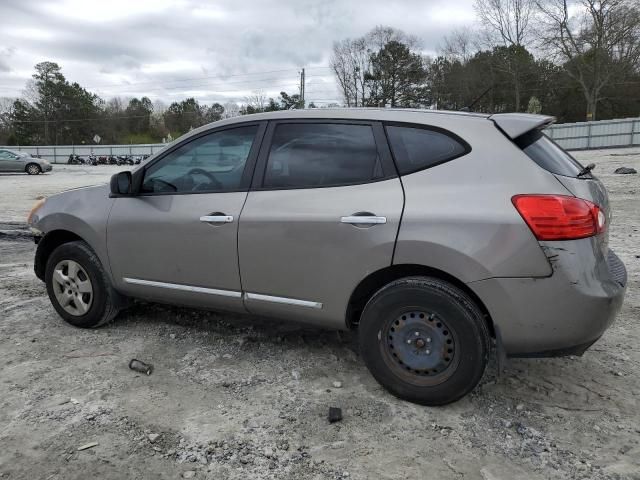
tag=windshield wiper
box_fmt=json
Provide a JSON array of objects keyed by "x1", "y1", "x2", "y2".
[{"x1": 577, "y1": 163, "x2": 595, "y2": 178}]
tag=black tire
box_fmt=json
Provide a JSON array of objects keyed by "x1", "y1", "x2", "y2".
[
  {"x1": 45, "y1": 241, "x2": 121, "y2": 328},
  {"x1": 26, "y1": 163, "x2": 41, "y2": 175},
  {"x1": 358, "y1": 276, "x2": 490, "y2": 406}
]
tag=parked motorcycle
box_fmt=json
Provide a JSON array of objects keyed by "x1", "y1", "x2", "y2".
[
  {"x1": 97, "y1": 156, "x2": 108, "y2": 165},
  {"x1": 88, "y1": 154, "x2": 98, "y2": 166},
  {"x1": 117, "y1": 155, "x2": 134, "y2": 166},
  {"x1": 67, "y1": 154, "x2": 86, "y2": 165}
]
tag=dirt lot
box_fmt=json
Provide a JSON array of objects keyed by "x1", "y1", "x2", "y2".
[{"x1": 1, "y1": 151, "x2": 639, "y2": 480}]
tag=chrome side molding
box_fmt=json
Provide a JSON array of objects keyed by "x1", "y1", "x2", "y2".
[
  {"x1": 122, "y1": 278, "x2": 323, "y2": 309},
  {"x1": 123, "y1": 277, "x2": 242, "y2": 298},
  {"x1": 244, "y1": 292, "x2": 323, "y2": 309}
]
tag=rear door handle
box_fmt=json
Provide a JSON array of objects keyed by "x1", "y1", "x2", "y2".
[
  {"x1": 340, "y1": 215, "x2": 387, "y2": 225},
  {"x1": 200, "y1": 215, "x2": 233, "y2": 223}
]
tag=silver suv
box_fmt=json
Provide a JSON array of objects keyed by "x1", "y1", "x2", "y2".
[{"x1": 28, "y1": 109, "x2": 627, "y2": 405}]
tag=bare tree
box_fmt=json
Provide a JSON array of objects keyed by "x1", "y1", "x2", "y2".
[
  {"x1": 222, "y1": 101, "x2": 240, "y2": 118},
  {"x1": 536, "y1": 0, "x2": 640, "y2": 120},
  {"x1": 0, "y1": 97, "x2": 14, "y2": 140},
  {"x1": 244, "y1": 91, "x2": 268, "y2": 112},
  {"x1": 475, "y1": 0, "x2": 535, "y2": 46},
  {"x1": 440, "y1": 28, "x2": 478, "y2": 62},
  {"x1": 330, "y1": 26, "x2": 417, "y2": 107},
  {"x1": 475, "y1": 0, "x2": 536, "y2": 111},
  {"x1": 331, "y1": 37, "x2": 370, "y2": 106}
]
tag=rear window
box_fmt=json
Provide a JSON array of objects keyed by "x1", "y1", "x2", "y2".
[
  {"x1": 516, "y1": 130, "x2": 585, "y2": 177},
  {"x1": 386, "y1": 125, "x2": 469, "y2": 175}
]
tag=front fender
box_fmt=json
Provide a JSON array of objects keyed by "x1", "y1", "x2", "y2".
[{"x1": 32, "y1": 184, "x2": 114, "y2": 281}]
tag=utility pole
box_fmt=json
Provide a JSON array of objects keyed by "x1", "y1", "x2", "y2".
[{"x1": 299, "y1": 68, "x2": 305, "y2": 108}]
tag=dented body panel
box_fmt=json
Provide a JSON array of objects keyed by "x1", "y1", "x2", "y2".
[{"x1": 469, "y1": 238, "x2": 626, "y2": 356}]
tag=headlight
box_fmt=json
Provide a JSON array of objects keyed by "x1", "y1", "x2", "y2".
[{"x1": 27, "y1": 197, "x2": 46, "y2": 225}]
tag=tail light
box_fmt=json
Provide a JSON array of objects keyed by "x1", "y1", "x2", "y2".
[{"x1": 512, "y1": 194, "x2": 605, "y2": 241}]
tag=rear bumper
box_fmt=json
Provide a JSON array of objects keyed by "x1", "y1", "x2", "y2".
[{"x1": 469, "y1": 243, "x2": 626, "y2": 357}]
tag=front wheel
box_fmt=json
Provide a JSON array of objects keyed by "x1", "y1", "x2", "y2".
[
  {"x1": 26, "y1": 163, "x2": 41, "y2": 175},
  {"x1": 358, "y1": 276, "x2": 490, "y2": 406},
  {"x1": 45, "y1": 241, "x2": 121, "y2": 328}
]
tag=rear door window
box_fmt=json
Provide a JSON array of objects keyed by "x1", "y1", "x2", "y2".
[
  {"x1": 385, "y1": 125, "x2": 469, "y2": 175},
  {"x1": 263, "y1": 123, "x2": 383, "y2": 189},
  {"x1": 516, "y1": 129, "x2": 585, "y2": 177}
]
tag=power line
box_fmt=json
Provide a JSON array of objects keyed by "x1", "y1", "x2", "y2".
[
  {"x1": 0, "y1": 67, "x2": 334, "y2": 94},
  {"x1": 77, "y1": 67, "x2": 331, "y2": 90}
]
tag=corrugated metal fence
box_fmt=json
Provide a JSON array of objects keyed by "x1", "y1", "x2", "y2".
[
  {"x1": 3, "y1": 116, "x2": 639, "y2": 162},
  {"x1": 546, "y1": 117, "x2": 640, "y2": 150},
  {"x1": 1, "y1": 143, "x2": 166, "y2": 164}
]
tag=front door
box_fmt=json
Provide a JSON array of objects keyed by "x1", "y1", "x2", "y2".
[
  {"x1": 238, "y1": 121, "x2": 404, "y2": 328},
  {"x1": 0, "y1": 150, "x2": 23, "y2": 172},
  {"x1": 107, "y1": 123, "x2": 264, "y2": 312}
]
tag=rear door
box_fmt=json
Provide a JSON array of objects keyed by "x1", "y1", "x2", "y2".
[
  {"x1": 107, "y1": 122, "x2": 265, "y2": 312},
  {"x1": 238, "y1": 120, "x2": 404, "y2": 328}
]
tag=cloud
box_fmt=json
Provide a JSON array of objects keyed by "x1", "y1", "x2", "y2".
[
  {"x1": 0, "y1": 0, "x2": 476, "y2": 104},
  {"x1": 0, "y1": 47, "x2": 17, "y2": 73}
]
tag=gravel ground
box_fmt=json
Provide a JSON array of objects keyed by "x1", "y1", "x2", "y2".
[{"x1": 0, "y1": 150, "x2": 639, "y2": 480}]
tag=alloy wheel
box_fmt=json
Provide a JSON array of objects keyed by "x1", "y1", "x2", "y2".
[{"x1": 51, "y1": 259, "x2": 93, "y2": 316}]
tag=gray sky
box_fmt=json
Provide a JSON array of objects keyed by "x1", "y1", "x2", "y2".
[{"x1": 0, "y1": 0, "x2": 476, "y2": 106}]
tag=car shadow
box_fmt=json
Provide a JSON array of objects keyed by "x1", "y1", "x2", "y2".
[{"x1": 116, "y1": 299, "x2": 359, "y2": 352}]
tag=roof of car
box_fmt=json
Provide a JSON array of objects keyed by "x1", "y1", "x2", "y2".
[
  {"x1": 155, "y1": 108, "x2": 552, "y2": 160},
  {"x1": 179, "y1": 107, "x2": 490, "y2": 140},
  {"x1": 235, "y1": 107, "x2": 490, "y2": 121}
]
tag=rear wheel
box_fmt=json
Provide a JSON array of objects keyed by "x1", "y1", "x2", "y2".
[
  {"x1": 45, "y1": 241, "x2": 121, "y2": 328},
  {"x1": 358, "y1": 276, "x2": 490, "y2": 406},
  {"x1": 26, "y1": 163, "x2": 41, "y2": 175}
]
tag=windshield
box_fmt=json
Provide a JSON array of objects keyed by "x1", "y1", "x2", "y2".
[
  {"x1": 516, "y1": 130, "x2": 586, "y2": 178},
  {"x1": 7, "y1": 150, "x2": 29, "y2": 158}
]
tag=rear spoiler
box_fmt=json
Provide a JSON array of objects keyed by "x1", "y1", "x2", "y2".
[{"x1": 489, "y1": 113, "x2": 556, "y2": 140}]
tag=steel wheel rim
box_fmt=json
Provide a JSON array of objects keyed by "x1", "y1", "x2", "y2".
[
  {"x1": 380, "y1": 309, "x2": 459, "y2": 386},
  {"x1": 51, "y1": 259, "x2": 93, "y2": 316}
]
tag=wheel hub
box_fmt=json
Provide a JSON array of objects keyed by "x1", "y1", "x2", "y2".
[
  {"x1": 51, "y1": 259, "x2": 93, "y2": 316},
  {"x1": 385, "y1": 311, "x2": 455, "y2": 376}
]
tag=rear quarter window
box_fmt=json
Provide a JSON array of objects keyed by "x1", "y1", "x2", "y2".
[
  {"x1": 385, "y1": 125, "x2": 469, "y2": 175},
  {"x1": 516, "y1": 130, "x2": 585, "y2": 177}
]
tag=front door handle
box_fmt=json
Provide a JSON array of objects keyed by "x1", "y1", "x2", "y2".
[
  {"x1": 340, "y1": 215, "x2": 387, "y2": 225},
  {"x1": 200, "y1": 215, "x2": 233, "y2": 223}
]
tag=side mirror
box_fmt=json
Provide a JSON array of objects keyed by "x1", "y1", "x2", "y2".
[{"x1": 110, "y1": 171, "x2": 133, "y2": 196}]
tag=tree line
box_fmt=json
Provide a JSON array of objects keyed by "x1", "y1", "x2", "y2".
[
  {"x1": 332, "y1": 0, "x2": 640, "y2": 121},
  {"x1": 1, "y1": 0, "x2": 639, "y2": 146},
  {"x1": 0, "y1": 61, "x2": 309, "y2": 146}
]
